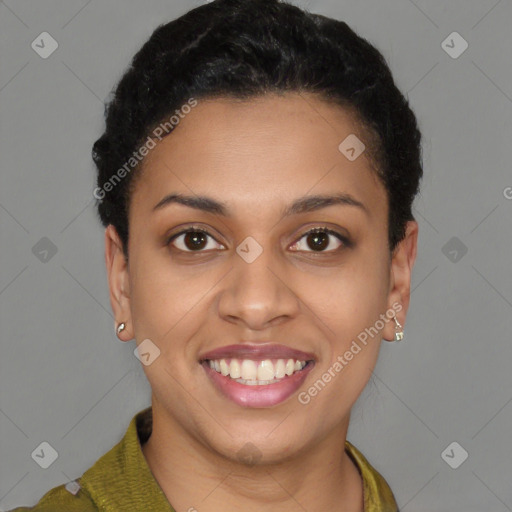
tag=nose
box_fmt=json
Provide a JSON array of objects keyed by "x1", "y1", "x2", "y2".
[{"x1": 217, "y1": 242, "x2": 300, "y2": 331}]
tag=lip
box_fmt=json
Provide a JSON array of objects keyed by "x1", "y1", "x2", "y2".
[
  {"x1": 201, "y1": 359, "x2": 315, "y2": 408},
  {"x1": 198, "y1": 343, "x2": 316, "y2": 363}
]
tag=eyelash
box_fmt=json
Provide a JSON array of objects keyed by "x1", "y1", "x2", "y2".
[{"x1": 166, "y1": 225, "x2": 352, "y2": 254}]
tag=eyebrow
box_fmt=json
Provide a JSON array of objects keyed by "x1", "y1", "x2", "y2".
[{"x1": 152, "y1": 192, "x2": 369, "y2": 218}]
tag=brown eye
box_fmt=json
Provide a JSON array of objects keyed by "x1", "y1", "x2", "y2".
[
  {"x1": 183, "y1": 231, "x2": 208, "y2": 250},
  {"x1": 168, "y1": 228, "x2": 225, "y2": 252},
  {"x1": 306, "y1": 231, "x2": 329, "y2": 251},
  {"x1": 290, "y1": 227, "x2": 349, "y2": 253}
]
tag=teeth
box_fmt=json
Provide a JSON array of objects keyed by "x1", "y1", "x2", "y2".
[
  {"x1": 206, "y1": 357, "x2": 308, "y2": 384},
  {"x1": 219, "y1": 359, "x2": 229, "y2": 376},
  {"x1": 230, "y1": 359, "x2": 241, "y2": 378},
  {"x1": 241, "y1": 359, "x2": 258, "y2": 380},
  {"x1": 257, "y1": 360, "x2": 275, "y2": 381},
  {"x1": 235, "y1": 377, "x2": 281, "y2": 385},
  {"x1": 275, "y1": 359, "x2": 286, "y2": 379}
]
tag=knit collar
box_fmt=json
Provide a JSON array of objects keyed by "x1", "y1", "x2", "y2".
[{"x1": 80, "y1": 407, "x2": 173, "y2": 511}]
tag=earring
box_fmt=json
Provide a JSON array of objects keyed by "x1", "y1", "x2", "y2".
[
  {"x1": 393, "y1": 316, "x2": 404, "y2": 342},
  {"x1": 116, "y1": 322, "x2": 126, "y2": 335}
]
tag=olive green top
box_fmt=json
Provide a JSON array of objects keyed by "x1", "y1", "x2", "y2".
[{"x1": 9, "y1": 407, "x2": 398, "y2": 511}]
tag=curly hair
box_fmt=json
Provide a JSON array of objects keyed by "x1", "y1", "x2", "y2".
[{"x1": 92, "y1": 0, "x2": 423, "y2": 258}]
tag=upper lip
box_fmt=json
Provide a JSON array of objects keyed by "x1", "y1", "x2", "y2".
[{"x1": 199, "y1": 343, "x2": 316, "y2": 362}]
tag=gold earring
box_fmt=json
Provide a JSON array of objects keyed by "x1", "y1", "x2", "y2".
[
  {"x1": 116, "y1": 322, "x2": 126, "y2": 335},
  {"x1": 393, "y1": 316, "x2": 404, "y2": 341}
]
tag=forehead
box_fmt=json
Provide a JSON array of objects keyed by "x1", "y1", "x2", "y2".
[{"x1": 130, "y1": 93, "x2": 386, "y2": 219}]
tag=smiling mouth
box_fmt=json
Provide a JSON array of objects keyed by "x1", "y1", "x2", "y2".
[{"x1": 201, "y1": 357, "x2": 314, "y2": 386}]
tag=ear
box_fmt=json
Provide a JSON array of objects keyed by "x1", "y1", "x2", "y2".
[
  {"x1": 382, "y1": 220, "x2": 419, "y2": 342},
  {"x1": 105, "y1": 225, "x2": 133, "y2": 341}
]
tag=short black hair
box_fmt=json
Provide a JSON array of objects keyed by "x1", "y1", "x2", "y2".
[{"x1": 92, "y1": 0, "x2": 423, "y2": 257}]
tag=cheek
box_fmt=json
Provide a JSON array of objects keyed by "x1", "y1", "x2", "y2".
[
  {"x1": 128, "y1": 247, "x2": 218, "y2": 348},
  {"x1": 302, "y1": 259, "x2": 388, "y2": 412},
  {"x1": 297, "y1": 249, "x2": 390, "y2": 398},
  {"x1": 301, "y1": 247, "x2": 389, "y2": 334}
]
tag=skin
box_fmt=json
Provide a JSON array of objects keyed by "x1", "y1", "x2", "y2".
[{"x1": 105, "y1": 92, "x2": 418, "y2": 512}]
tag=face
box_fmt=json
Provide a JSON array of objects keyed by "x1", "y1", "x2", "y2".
[{"x1": 106, "y1": 92, "x2": 418, "y2": 463}]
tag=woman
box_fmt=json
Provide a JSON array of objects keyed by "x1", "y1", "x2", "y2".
[{"x1": 10, "y1": 0, "x2": 421, "y2": 510}]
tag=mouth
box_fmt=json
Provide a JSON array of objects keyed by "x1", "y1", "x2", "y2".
[{"x1": 198, "y1": 344, "x2": 316, "y2": 407}]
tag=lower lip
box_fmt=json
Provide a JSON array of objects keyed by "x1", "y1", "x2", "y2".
[{"x1": 201, "y1": 361, "x2": 315, "y2": 408}]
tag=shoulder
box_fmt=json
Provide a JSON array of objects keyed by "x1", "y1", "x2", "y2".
[
  {"x1": 7, "y1": 407, "x2": 159, "y2": 511},
  {"x1": 6, "y1": 480, "x2": 96, "y2": 512}
]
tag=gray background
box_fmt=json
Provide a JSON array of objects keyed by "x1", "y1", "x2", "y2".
[{"x1": 1, "y1": 0, "x2": 511, "y2": 510}]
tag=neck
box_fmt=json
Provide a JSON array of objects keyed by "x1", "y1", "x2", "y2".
[{"x1": 142, "y1": 400, "x2": 364, "y2": 512}]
